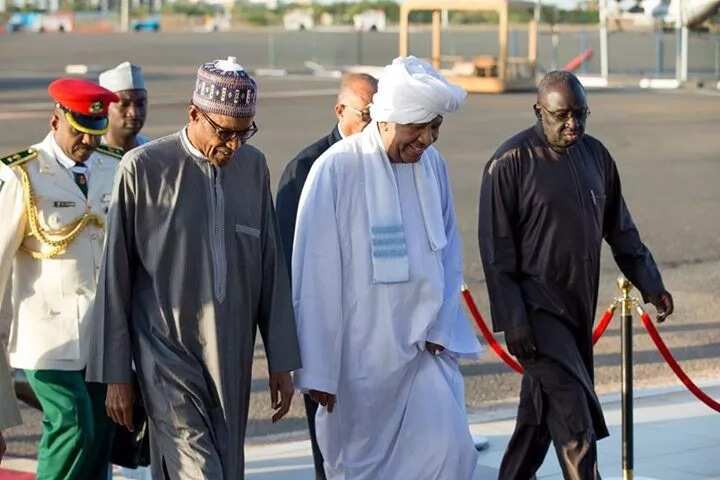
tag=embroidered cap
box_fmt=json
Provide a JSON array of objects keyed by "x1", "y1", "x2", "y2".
[{"x1": 192, "y1": 57, "x2": 257, "y2": 118}]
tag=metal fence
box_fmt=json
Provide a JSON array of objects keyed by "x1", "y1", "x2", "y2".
[
  {"x1": 2, "y1": 26, "x2": 716, "y2": 81},
  {"x1": 261, "y1": 27, "x2": 720, "y2": 80}
]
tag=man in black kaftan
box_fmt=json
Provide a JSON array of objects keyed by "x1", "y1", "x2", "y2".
[{"x1": 478, "y1": 71, "x2": 674, "y2": 480}]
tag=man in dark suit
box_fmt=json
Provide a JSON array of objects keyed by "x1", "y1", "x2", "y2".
[{"x1": 276, "y1": 72, "x2": 376, "y2": 480}]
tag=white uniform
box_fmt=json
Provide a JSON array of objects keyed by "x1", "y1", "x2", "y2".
[{"x1": 0, "y1": 132, "x2": 120, "y2": 371}]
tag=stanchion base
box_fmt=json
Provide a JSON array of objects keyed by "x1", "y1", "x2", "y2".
[{"x1": 472, "y1": 434, "x2": 489, "y2": 451}]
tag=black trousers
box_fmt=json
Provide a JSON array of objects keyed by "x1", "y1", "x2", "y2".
[
  {"x1": 304, "y1": 394, "x2": 327, "y2": 480},
  {"x1": 499, "y1": 357, "x2": 601, "y2": 480}
]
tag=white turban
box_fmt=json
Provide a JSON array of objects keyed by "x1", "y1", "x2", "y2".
[{"x1": 369, "y1": 56, "x2": 466, "y2": 124}]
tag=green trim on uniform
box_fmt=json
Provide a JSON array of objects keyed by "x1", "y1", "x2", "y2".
[
  {"x1": 96, "y1": 144, "x2": 125, "y2": 159},
  {"x1": 0, "y1": 148, "x2": 37, "y2": 167},
  {"x1": 25, "y1": 369, "x2": 115, "y2": 480}
]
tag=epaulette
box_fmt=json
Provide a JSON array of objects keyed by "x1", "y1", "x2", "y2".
[
  {"x1": 96, "y1": 144, "x2": 124, "y2": 159},
  {"x1": 0, "y1": 148, "x2": 37, "y2": 168}
]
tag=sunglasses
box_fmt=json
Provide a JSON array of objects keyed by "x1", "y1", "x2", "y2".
[
  {"x1": 539, "y1": 105, "x2": 590, "y2": 122},
  {"x1": 198, "y1": 109, "x2": 258, "y2": 144},
  {"x1": 343, "y1": 104, "x2": 372, "y2": 122}
]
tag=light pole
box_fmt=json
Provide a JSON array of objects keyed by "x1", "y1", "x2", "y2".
[
  {"x1": 599, "y1": 0, "x2": 609, "y2": 80},
  {"x1": 121, "y1": 0, "x2": 130, "y2": 33},
  {"x1": 675, "y1": 0, "x2": 688, "y2": 83}
]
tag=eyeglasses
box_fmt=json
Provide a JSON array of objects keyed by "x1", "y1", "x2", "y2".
[
  {"x1": 198, "y1": 109, "x2": 258, "y2": 144},
  {"x1": 539, "y1": 105, "x2": 590, "y2": 122},
  {"x1": 343, "y1": 104, "x2": 372, "y2": 122}
]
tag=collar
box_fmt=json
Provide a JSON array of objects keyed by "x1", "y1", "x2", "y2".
[
  {"x1": 101, "y1": 133, "x2": 150, "y2": 150},
  {"x1": 50, "y1": 133, "x2": 94, "y2": 173},
  {"x1": 179, "y1": 126, "x2": 207, "y2": 162},
  {"x1": 338, "y1": 123, "x2": 347, "y2": 139},
  {"x1": 329, "y1": 125, "x2": 343, "y2": 145}
]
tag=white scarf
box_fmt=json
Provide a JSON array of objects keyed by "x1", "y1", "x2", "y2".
[
  {"x1": 363, "y1": 123, "x2": 447, "y2": 283},
  {"x1": 363, "y1": 56, "x2": 465, "y2": 283}
]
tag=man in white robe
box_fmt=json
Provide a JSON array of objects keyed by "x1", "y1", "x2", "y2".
[{"x1": 292, "y1": 56, "x2": 484, "y2": 480}]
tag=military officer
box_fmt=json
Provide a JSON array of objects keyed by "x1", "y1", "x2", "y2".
[
  {"x1": 99, "y1": 61, "x2": 149, "y2": 153},
  {"x1": 0, "y1": 78, "x2": 120, "y2": 479}
]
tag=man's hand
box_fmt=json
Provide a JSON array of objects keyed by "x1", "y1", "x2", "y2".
[
  {"x1": 426, "y1": 341, "x2": 445, "y2": 356},
  {"x1": 269, "y1": 371, "x2": 294, "y2": 423},
  {"x1": 309, "y1": 390, "x2": 336, "y2": 413},
  {"x1": 648, "y1": 291, "x2": 674, "y2": 323},
  {"x1": 106, "y1": 383, "x2": 135, "y2": 432},
  {"x1": 0, "y1": 430, "x2": 6, "y2": 465},
  {"x1": 505, "y1": 324, "x2": 537, "y2": 360}
]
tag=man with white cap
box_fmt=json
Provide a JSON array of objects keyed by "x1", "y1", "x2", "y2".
[
  {"x1": 292, "y1": 56, "x2": 483, "y2": 479},
  {"x1": 99, "y1": 61, "x2": 149, "y2": 153},
  {"x1": 87, "y1": 57, "x2": 301, "y2": 479}
]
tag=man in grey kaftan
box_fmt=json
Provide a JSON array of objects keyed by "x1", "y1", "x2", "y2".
[{"x1": 87, "y1": 58, "x2": 301, "y2": 479}]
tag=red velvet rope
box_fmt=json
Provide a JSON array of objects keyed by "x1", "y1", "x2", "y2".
[
  {"x1": 592, "y1": 305, "x2": 617, "y2": 345},
  {"x1": 461, "y1": 285, "x2": 720, "y2": 412},
  {"x1": 461, "y1": 286, "x2": 616, "y2": 375},
  {"x1": 461, "y1": 286, "x2": 524, "y2": 374},
  {"x1": 637, "y1": 306, "x2": 720, "y2": 413}
]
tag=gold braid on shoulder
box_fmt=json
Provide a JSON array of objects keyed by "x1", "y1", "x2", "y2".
[{"x1": 15, "y1": 164, "x2": 104, "y2": 259}]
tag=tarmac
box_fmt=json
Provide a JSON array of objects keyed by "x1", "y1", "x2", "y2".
[
  {"x1": 2, "y1": 73, "x2": 720, "y2": 464},
  {"x1": 0, "y1": 31, "x2": 719, "y2": 477},
  {"x1": 2, "y1": 382, "x2": 719, "y2": 479},
  {"x1": 239, "y1": 382, "x2": 720, "y2": 480}
]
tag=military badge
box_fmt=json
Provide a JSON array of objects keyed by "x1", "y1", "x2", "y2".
[
  {"x1": 1, "y1": 148, "x2": 37, "y2": 167},
  {"x1": 90, "y1": 101, "x2": 104, "y2": 114}
]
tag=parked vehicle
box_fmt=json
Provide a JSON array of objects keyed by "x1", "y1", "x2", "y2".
[
  {"x1": 283, "y1": 9, "x2": 314, "y2": 31},
  {"x1": 131, "y1": 17, "x2": 160, "y2": 32},
  {"x1": 6, "y1": 12, "x2": 73, "y2": 33},
  {"x1": 353, "y1": 10, "x2": 386, "y2": 32}
]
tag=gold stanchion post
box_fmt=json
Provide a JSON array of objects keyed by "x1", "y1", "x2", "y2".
[
  {"x1": 619, "y1": 277, "x2": 635, "y2": 480},
  {"x1": 608, "y1": 277, "x2": 659, "y2": 480}
]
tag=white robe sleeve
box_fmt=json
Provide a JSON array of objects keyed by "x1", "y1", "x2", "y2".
[
  {"x1": 426, "y1": 153, "x2": 483, "y2": 358},
  {"x1": 292, "y1": 157, "x2": 344, "y2": 395}
]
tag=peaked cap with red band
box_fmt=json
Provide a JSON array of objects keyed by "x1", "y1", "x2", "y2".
[{"x1": 48, "y1": 78, "x2": 119, "y2": 135}]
